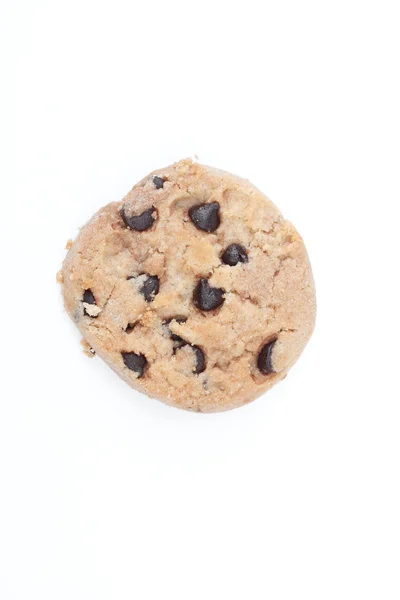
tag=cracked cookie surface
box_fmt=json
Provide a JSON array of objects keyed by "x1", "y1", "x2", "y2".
[{"x1": 60, "y1": 159, "x2": 316, "y2": 412}]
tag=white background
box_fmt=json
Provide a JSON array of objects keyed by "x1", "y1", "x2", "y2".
[{"x1": 1, "y1": 1, "x2": 400, "y2": 598}]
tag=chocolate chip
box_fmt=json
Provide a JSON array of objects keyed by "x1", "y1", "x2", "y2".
[
  {"x1": 221, "y1": 244, "x2": 248, "y2": 266},
  {"x1": 153, "y1": 176, "x2": 165, "y2": 189},
  {"x1": 193, "y1": 278, "x2": 225, "y2": 311},
  {"x1": 82, "y1": 289, "x2": 98, "y2": 317},
  {"x1": 188, "y1": 202, "x2": 220, "y2": 232},
  {"x1": 121, "y1": 352, "x2": 147, "y2": 377},
  {"x1": 83, "y1": 289, "x2": 96, "y2": 304},
  {"x1": 124, "y1": 323, "x2": 137, "y2": 334},
  {"x1": 192, "y1": 345, "x2": 206, "y2": 374},
  {"x1": 257, "y1": 339, "x2": 277, "y2": 374},
  {"x1": 140, "y1": 275, "x2": 159, "y2": 302},
  {"x1": 166, "y1": 317, "x2": 187, "y2": 344},
  {"x1": 173, "y1": 340, "x2": 187, "y2": 350},
  {"x1": 120, "y1": 206, "x2": 156, "y2": 231}
]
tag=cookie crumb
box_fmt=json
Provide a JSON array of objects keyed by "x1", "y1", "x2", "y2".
[
  {"x1": 56, "y1": 270, "x2": 64, "y2": 284},
  {"x1": 82, "y1": 303, "x2": 102, "y2": 317},
  {"x1": 65, "y1": 239, "x2": 73, "y2": 250}
]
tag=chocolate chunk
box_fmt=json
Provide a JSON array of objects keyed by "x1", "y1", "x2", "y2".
[
  {"x1": 120, "y1": 206, "x2": 156, "y2": 231},
  {"x1": 193, "y1": 278, "x2": 225, "y2": 311},
  {"x1": 140, "y1": 275, "x2": 160, "y2": 302},
  {"x1": 192, "y1": 345, "x2": 206, "y2": 374},
  {"x1": 221, "y1": 244, "x2": 248, "y2": 266},
  {"x1": 121, "y1": 352, "x2": 147, "y2": 377},
  {"x1": 188, "y1": 202, "x2": 220, "y2": 232},
  {"x1": 83, "y1": 289, "x2": 96, "y2": 304},
  {"x1": 166, "y1": 317, "x2": 187, "y2": 344},
  {"x1": 257, "y1": 339, "x2": 277, "y2": 374},
  {"x1": 153, "y1": 176, "x2": 165, "y2": 189},
  {"x1": 124, "y1": 323, "x2": 137, "y2": 334}
]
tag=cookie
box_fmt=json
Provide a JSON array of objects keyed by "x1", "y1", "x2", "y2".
[{"x1": 60, "y1": 159, "x2": 316, "y2": 412}]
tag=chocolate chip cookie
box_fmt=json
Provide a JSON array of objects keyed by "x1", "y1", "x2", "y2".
[{"x1": 59, "y1": 159, "x2": 316, "y2": 412}]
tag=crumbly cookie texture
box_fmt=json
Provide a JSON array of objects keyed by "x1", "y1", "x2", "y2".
[{"x1": 60, "y1": 159, "x2": 316, "y2": 412}]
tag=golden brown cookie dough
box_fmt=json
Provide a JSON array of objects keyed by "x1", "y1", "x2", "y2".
[{"x1": 60, "y1": 159, "x2": 316, "y2": 412}]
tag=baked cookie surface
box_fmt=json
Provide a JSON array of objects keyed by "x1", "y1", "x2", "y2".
[{"x1": 60, "y1": 160, "x2": 316, "y2": 412}]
